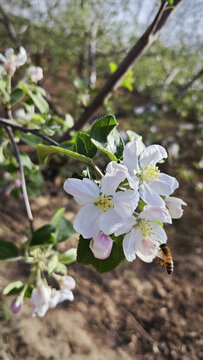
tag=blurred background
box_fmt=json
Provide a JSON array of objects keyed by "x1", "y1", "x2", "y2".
[{"x1": 0, "y1": 1, "x2": 202, "y2": 359}]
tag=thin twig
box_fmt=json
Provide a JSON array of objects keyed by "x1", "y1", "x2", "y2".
[
  {"x1": 0, "y1": 117, "x2": 59, "y2": 146},
  {"x1": 60, "y1": 0, "x2": 184, "y2": 142},
  {"x1": 6, "y1": 126, "x2": 34, "y2": 234}
]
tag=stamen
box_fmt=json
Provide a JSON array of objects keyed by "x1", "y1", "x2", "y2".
[
  {"x1": 94, "y1": 194, "x2": 114, "y2": 212},
  {"x1": 142, "y1": 164, "x2": 160, "y2": 183},
  {"x1": 139, "y1": 220, "x2": 155, "y2": 238}
]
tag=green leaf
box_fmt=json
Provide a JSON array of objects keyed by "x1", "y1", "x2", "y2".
[
  {"x1": 59, "y1": 248, "x2": 77, "y2": 264},
  {"x1": 109, "y1": 62, "x2": 118, "y2": 73},
  {"x1": 10, "y1": 88, "x2": 25, "y2": 105},
  {"x1": 21, "y1": 134, "x2": 44, "y2": 147},
  {"x1": 77, "y1": 235, "x2": 125, "y2": 273},
  {"x1": 61, "y1": 132, "x2": 97, "y2": 159},
  {"x1": 121, "y1": 70, "x2": 134, "y2": 91},
  {"x1": 37, "y1": 143, "x2": 95, "y2": 167},
  {"x1": 30, "y1": 225, "x2": 56, "y2": 247},
  {"x1": 24, "y1": 284, "x2": 34, "y2": 298},
  {"x1": 90, "y1": 115, "x2": 124, "y2": 160},
  {"x1": 51, "y1": 208, "x2": 75, "y2": 242},
  {"x1": 21, "y1": 84, "x2": 49, "y2": 114},
  {"x1": 0, "y1": 240, "x2": 19, "y2": 261},
  {"x1": 3, "y1": 281, "x2": 23, "y2": 295},
  {"x1": 48, "y1": 254, "x2": 58, "y2": 274}
]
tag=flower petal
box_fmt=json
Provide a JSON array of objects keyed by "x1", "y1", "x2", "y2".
[
  {"x1": 165, "y1": 196, "x2": 187, "y2": 219},
  {"x1": 150, "y1": 173, "x2": 179, "y2": 196},
  {"x1": 101, "y1": 161, "x2": 128, "y2": 195},
  {"x1": 123, "y1": 141, "x2": 139, "y2": 172},
  {"x1": 136, "y1": 239, "x2": 157, "y2": 263},
  {"x1": 140, "y1": 205, "x2": 172, "y2": 223},
  {"x1": 114, "y1": 215, "x2": 136, "y2": 237},
  {"x1": 5, "y1": 48, "x2": 14, "y2": 60},
  {"x1": 139, "y1": 183, "x2": 165, "y2": 207},
  {"x1": 123, "y1": 228, "x2": 142, "y2": 262},
  {"x1": 0, "y1": 54, "x2": 6, "y2": 62},
  {"x1": 15, "y1": 47, "x2": 27, "y2": 66},
  {"x1": 139, "y1": 144, "x2": 167, "y2": 169},
  {"x1": 90, "y1": 233, "x2": 113, "y2": 259},
  {"x1": 113, "y1": 189, "x2": 139, "y2": 217},
  {"x1": 64, "y1": 178, "x2": 100, "y2": 205},
  {"x1": 73, "y1": 205, "x2": 101, "y2": 238},
  {"x1": 149, "y1": 222, "x2": 167, "y2": 244},
  {"x1": 126, "y1": 173, "x2": 139, "y2": 191},
  {"x1": 98, "y1": 208, "x2": 127, "y2": 235}
]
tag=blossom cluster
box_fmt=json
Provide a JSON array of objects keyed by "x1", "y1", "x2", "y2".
[
  {"x1": 10, "y1": 275, "x2": 76, "y2": 317},
  {"x1": 64, "y1": 141, "x2": 186, "y2": 263}
]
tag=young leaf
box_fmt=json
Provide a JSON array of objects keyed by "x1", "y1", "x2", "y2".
[
  {"x1": 37, "y1": 143, "x2": 95, "y2": 167},
  {"x1": 90, "y1": 115, "x2": 124, "y2": 160},
  {"x1": 54, "y1": 262, "x2": 68, "y2": 275},
  {"x1": 21, "y1": 84, "x2": 49, "y2": 114},
  {"x1": 10, "y1": 88, "x2": 25, "y2": 105},
  {"x1": 51, "y1": 208, "x2": 75, "y2": 242},
  {"x1": 59, "y1": 248, "x2": 77, "y2": 264},
  {"x1": 0, "y1": 240, "x2": 19, "y2": 261},
  {"x1": 77, "y1": 235, "x2": 125, "y2": 273},
  {"x1": 61, "y1": 132, "x2": 97, "y2": 159},
  {"x1": 30, "y1": 225, "x2": 56, "y2": 247},
  {"x1": 3, "y1": 281, "x2": 24, "y2": 295}
]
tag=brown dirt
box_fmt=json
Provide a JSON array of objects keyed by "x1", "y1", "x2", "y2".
[{"x1": 0, "y1": 177, "x2": 202, "y2": 360}]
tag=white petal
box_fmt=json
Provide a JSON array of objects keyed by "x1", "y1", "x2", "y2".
[
  {"x1": 126, "y1": 173, "x2": 139, "y2": 191},
  {"x1": 150, "y1": 173, "x2": 179, "y2": 196},
  {"x1": 5, "y1": 48, "x2": 14, "y2": 60},
  {"x1": 140, "y1": 205, "x2": 172, "y2": 224},
  {"x1": 73, "y1": 205, "x2": 101, "y2": 238},
  {"x1": 123, "y1": 141, "x2": 139, "y2": 172},
  {"x1": 150, "y1": 222, "x2": 167, "y2": 244},
  {"x1": 113, "y1": 189, "x2": 139, "y2": 217},
  {"x1": 49, "y1": 290, "x2": 73, "y2": 308},
  {"x1": 15, "y1": 47, "x2": 27, "y2": 66},
  {"x1": 90, "y1": 233, "x2": 113, "y2": 259},
  {"x1": 123, "y1": 228, "x2": 142, "y2": 262},
  {"x1": 139, "y1": 183, "x2": 165, "y2": 207},
  {"x1": 101, "y1": 161, "x2": 128, "y2": 195},
  {"x1": 64, "y1": 178, "x2": 99, "y2": 204},
  {"x1": 139, "y1": 145, "x2": 167, "y2": 169},
  {"x1": 165, "y1": 196, "x2": 187, "y2": 219},
  {"x1": 98, "y1": 208, "x2": 126, "y2": 235},
  {"x1": 136, "y1": 239, "x2": 157, "y2": 263},
  {"x1": 114, "y1": 215, "x2": 136, "y2": 237}
]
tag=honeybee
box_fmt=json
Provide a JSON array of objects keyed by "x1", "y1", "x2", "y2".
[{"x1": 156, "y1": 244, "x2": 174, "y2": 275}]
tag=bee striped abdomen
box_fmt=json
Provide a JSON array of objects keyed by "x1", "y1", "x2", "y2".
[{"x1": 157, "y1": 244, "x2": 174, "y2": 275}]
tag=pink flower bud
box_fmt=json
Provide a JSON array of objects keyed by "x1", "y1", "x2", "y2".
[
  {"x1": 10, "y1": 298, "x2": 22, "y2": 314},
  {"x1": 3, "y1": 171, "x2": 10, "y2": 179},
  {"x1": 27, "y1": 66, "x2": 43, "y2": 82},
  {"x1": 90, "y1": 233, "x2": 113, "y2": 259},
  {"x1": 14, "y1": 179, "x2": 22, "y2": 188},
  {"x1": 4, "y1": 60, "x2": 16, "y2": 75},
  {"x1": 19, "y1": 194, "x2": 24, "y2": 200},
  {"x1": 60, "y1": 276, "x2": 76, "y2": 291}
]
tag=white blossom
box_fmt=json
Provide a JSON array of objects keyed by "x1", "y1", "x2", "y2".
[
  {"x1": 49, "y1": 289, "x2": 74, "y2": 309},
  {"x1": 0, "y1": 47, "x2": 27, "y2": 75},
  {"x1": 63, "y1": 165, "x2": 139, "y2": 239},
  {"x1": 115, "y1": 206, "x2": 170, "y2": 263},
  {"x1": 31, "y1": 286, "x2": 51, "y2": 318},
  {"x1": 27, "y1": 66, "x2": 43, "y2": 82},
  {"x1": 107, "y1": 141, "x2": 179, "y2": 207},
  {"x1": 165, "y1": 196, "x2": 187, "y2": 219}
]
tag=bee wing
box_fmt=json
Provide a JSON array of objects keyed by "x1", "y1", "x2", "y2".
[{"x1": 150, "y1": 247, "x2": 165, "y2": 261}]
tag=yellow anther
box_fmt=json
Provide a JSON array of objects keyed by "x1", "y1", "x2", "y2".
[
  {"x1": 139, "y1": 221, "x2": 155, "y2": 238},
  {"x1": 142, "y1": 163, "x2": 160, "y2": 182},
  {"x1": 94, "y1": 194, "x2": 114, "y2": 212}
]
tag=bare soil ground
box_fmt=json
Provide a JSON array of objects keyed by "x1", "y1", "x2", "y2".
[{"x1": 0, "y1": 176, "x2": 202, "y2": 360}]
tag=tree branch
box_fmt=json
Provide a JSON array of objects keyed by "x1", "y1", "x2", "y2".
[
  {"x1": 176, "y1": 68, "x2": 203, "y2": 98},
  {"x1": 6, "y1": 126, "x2": 34, "y2": 234},
  {"x1": 89, "y1": 19, "x2": 99, "y2": 89},
  {"x1": 60, "y1": 0, "x2": 184, "y2": 142},
  {"x1": 0, "y1": 118, "x2": 59, "y2": 146}
]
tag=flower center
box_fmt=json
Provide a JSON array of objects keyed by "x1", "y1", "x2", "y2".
[
  {"x1": 139, "y1": 220, "x2": 155, "y2": 238},
  {"x1": 142, "y1": 164, "x2": 160, "y2": 183},
  {"x1": 94, "y1": 193, "x2": 114, "y2": 212}
]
